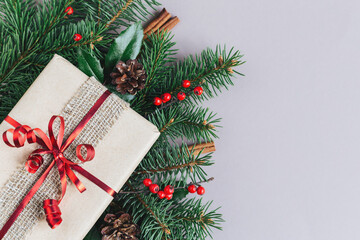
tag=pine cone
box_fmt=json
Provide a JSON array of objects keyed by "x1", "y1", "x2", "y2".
[
  {"x1": 110, "y1": 59, "x2": 147, "y2": 95},
  {"x1": 101, "y1": 211, "x2": 140, "y2": 240}
]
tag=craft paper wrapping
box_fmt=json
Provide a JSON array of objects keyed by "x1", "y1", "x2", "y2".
[{"x1": 0, "y1": 54, "x2": 160, "y2": 239}]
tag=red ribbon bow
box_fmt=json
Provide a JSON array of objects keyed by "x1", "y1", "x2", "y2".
[{"x1": 0, "y1": 90, "x2": 117, "y2": 239}]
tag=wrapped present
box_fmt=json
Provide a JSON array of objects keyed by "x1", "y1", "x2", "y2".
[{"x1": 0, "y1": 54, "x2": 160, "y2": 239}]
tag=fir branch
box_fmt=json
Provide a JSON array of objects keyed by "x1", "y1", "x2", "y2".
[
  {"x1": 126, "y1": 182, "x2": 171, "y2": 238},
  {"x1": 105, "y1": 0, "x2": 134, "y2": 28},
  {"x1": 148, "y1": 46, "x2": 244, "y2": 113},
  {"x1": 76, "y1": 0, "x2": 160, "y2": 32},
  {"x1": 133, "y1": 158, "x2": 208, "y2": 175},
  {"x1": 132, "y1": 31, "x2": 177, "y2": 113},
  {"x1": 159, "y1": 118, "x2": 175, "y2": 133},
  {"x1": 119, "y1": 180, "x2": 222, "y2": 239},
  {"x1": 148, "y1": 106, "x2": 220, "y2": 143},
  {"x1": 174, "y1": 199, "x2": 224, "y2": 239},
  {"x1": 135, "y1": 143, "x2": 213, "y2": 183},
  {"x1": 143, "y1": 32, "x2": 176, "y2": 86},
  {"x1": 49, "y1": 34, "x2": 104, "y2": 52}
]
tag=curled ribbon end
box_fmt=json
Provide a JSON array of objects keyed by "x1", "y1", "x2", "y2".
[
  {"x1": 50, "y1": 219, "x2": 62, "y2": 229},
  {"x1": 25, "y1": 155, "x2": 43, "y2": 174},
  {"x1": 43, "y1": 199, "x2": 62, "y2": 229}
]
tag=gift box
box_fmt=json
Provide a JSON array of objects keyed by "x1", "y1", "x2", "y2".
[{"x1": 0, "y1": 54, "x2": 160, "y2": 239}]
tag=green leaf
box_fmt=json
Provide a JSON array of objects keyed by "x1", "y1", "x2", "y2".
[
  {"x1": 104, "y1": 22, "x2": 144, "y2": 73},
  {"x1": 78, "y1": 48, "x2": 104, "y2": 82},
  {"x1": 172, "y1": 188, "x2": 189, "y2": 202},
  {"x1": 172, "y1": 181, "x2": 190, "y2": 202}
]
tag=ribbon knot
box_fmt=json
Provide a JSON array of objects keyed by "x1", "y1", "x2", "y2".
[
  {"x1": 52, "y1": 150, "x2": 62, "y2": 157},
  {"x1": 0, "y1": 90, "x2": 117, "y2": 238}
]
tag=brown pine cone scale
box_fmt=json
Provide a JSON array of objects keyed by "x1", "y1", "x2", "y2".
[
  {"x1": 110, "y1": 59, "x2": 147, "y2": 95},
  {"x1": 101, "y1": 211, "x2": 140, "y2": 240}
]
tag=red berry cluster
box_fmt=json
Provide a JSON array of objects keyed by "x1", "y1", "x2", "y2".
[
  {"x1": 153, "y1": 92, "x2": 171, "y2": 106},
  {"x1": 187, "y1": 184, "x2": 205, "y2": 195},
  {"x1": 143, "y1": 178, "x2": 174, "y2": 200},
  {"x1": 64, "y1": 6, "x2": 83, "y2": 42},
  {"x1": 153, "y1": 80, "x2": 203, "y2": 106}
]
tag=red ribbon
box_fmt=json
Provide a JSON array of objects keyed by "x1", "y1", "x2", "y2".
[{"x1": 0, "y1": 90, "x2": 117, "y2": 239}]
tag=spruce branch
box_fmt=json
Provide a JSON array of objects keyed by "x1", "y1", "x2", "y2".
[
  {"x1": 119, "y1": 179, "x2": 223, "y2": 239},
  {"x1": 135, "y1": 143, "x2": 214, "y2": 183},
  {"x1": 105, "y1": 0, "x2": 134, "y2": 28},
  {"x1": 131, "y1": 31, "x2": 177, "y2": 113},
  {"x1": 50, "y1": 35, "x2": 104, "y2": 52},
  {"x1": 148, "y1": 106, "x2": 220, "y2": 143},
  {"x1": 76, "y1": 0, "x2": 160, "y2": 32},
  {"x1": 159, "y1": 118, "x2": 175, "y2": 133},
  {"x1": 120, "y1": 187, "x2": 223, "y2": 240},
  {"x1": 126, "y1": 182, "x2": 172, "y2": 237},
  {"x1": 133, "y1": 158, "x2": 208, "y2": 175},
  {"x1": 174, "y1": 199, "x2": 224, "y2": 239},
  {"x1": 136, "y1": 45, "x2": 244, "y2": 116}
]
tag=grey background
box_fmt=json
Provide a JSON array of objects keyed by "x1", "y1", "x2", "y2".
[{"x1": 155, "y1": 1, "x2": 360, "y2": 239}]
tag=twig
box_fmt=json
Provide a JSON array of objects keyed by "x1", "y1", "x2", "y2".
[
  {"x1": 97, "y1": 0, "x2": 102, "y2": 24},
  {"x1": 133, "y1": 159, "x2": 207, "y2": 175},
  {"x1": 189, "y1": 177, "x2": 214, "y2": 187},
  {"x1": 49, "y1": 36, "x2": 102, "y2": 52},
  {"x1": 160, "y1": 118, "x2": 174, "y2": 132}
]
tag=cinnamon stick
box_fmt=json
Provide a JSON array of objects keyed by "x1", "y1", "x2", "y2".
[
  {"x1": 159, "y1": 16, "x2": 180, "y2": 32},
  {"x1": 149, "y1": 13, "x2": 171, "y2": 34},
  {"x1": 187, "y1": 141, "x2": 216, "y2": 155},
  {"x1": 143, "y1": 9, "x2": 180, "y2": 40},
  {"x1": 144, "y1": 8, "x2": 170, "y2": 35}
]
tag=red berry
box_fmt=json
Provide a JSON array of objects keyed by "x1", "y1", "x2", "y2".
[
  {"x1": 197, "y1": 186, "x2": 205, "y2": 195},
  {"x1": 153, "y1": 97, "x2": 162, "y2": 106},
  {"x1": 143, "y1": 178, "x2": 152, "y2": 187},
  {"x1": 149, "y1": 184, "x2": 159, "y2": 194},
  {"x1": 73, "y1": 34, "x2": 82, "y2": 41},
  {"x1": 164, "y1": 185, "x2": 174, "y2": 195},
  {"x1": 165, "y1": 193, "x2": 173, "y2": 200},
  {"x1": 182, "y1": 80, "x2": 191, "y2": 88},
  {"x1": 161, "y1": 93, "x2": 171, "y2": 103},
  {"x1": 65, "y1": 6, "x2": 73, "y2": 15},
  {"x1": 187, "y1": 184, "x2": 197, "y2": 193},
  {"x1": 177, "y1": 92, "x2": 186, "y2": 101},
  {"x1": 157, "y1": 191, "x2": 166, "y2": 199},
  {"x1": 193, "y1": 86, "x2": 203, "y2": 95}
]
